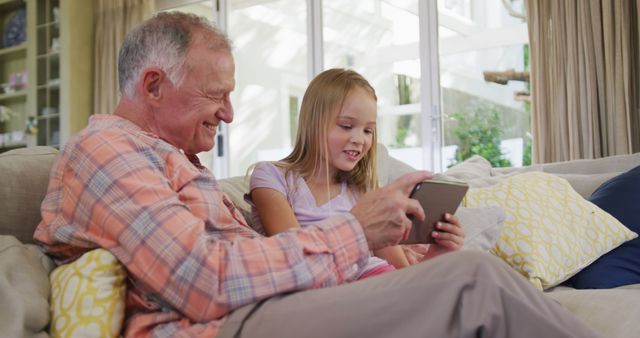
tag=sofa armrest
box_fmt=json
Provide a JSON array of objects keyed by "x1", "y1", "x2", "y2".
[{"x1": 0, "y1": 146, "x2": 58, "y2": 244}]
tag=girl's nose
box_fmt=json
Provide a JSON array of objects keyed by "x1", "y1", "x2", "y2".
[{"x1": 350, "y1": 133, "x2": 364, "y2": 144}]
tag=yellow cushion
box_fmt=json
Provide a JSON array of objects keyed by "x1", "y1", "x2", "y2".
[
  {"x1": 464, "y1": 172, "x2": 637, "y2": 290},
  {"x1": 50, "y1": 249, "x2": 126, "y2": 338}
]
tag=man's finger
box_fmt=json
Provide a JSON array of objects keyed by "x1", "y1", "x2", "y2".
[
  {"x1": 391, "y1": 170, "x2": 433, "y2": 195},
  {"x1": 405, "y1": 197, "x2": 425, "y2": 221},
  {"x1": 402, "y1": 218, "x2": 412, "y2": 241}
]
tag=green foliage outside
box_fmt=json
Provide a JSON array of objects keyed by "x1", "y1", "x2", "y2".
[
  {"x1": 522, "y1": 131, "x2": 532, "y2": 166},
  {"x1": 394, "y1": 127, "x2": 409, "y2": 147},
  {"x1": 392, "y1": 74, "x2": 414, "y2": 148},
  {"x1": 449, "y1": 104, "x2": 512, "y2": 168},
  {"x1": 522, "y1": 43, "x2": 532, "y2": 166},
  {"x1": 392, "y1": 42, "x2": 533, "y2": 167}
]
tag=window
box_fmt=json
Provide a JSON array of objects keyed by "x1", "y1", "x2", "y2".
[
  {"x1": 226, "y1": 0, "x2": 308, "y2": 176},
  {"x1": 157, "y1": 0, "x2": 215, "y2": 17},
  {"x1": 438, "y1": 0, "x2": 530, "y2": 168},
  {"x1": 154, "y1": 0, "x2": 530, "y2": 177},
  {"x1": 323, "y1": 0, "x2": 425, "y2": 170}
]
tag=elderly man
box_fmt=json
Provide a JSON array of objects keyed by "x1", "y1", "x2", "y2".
[{"x1": 34, "y1": 11, "x2": 601, "y2": 338}]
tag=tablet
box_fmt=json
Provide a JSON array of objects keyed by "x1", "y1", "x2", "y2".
[{"x1": 401, "y1": 179, "x2": 469, "y2": 245}]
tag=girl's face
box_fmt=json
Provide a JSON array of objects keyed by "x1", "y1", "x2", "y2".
[{"x1": 326, "y1": 86, "x2": 377, "y2": 176}]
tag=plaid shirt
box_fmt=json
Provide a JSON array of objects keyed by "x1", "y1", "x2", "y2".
[{"x1": 34, "y1": 114, "x2": 369, "y2": 338}]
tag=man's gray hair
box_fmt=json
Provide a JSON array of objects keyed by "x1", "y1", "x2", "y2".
[{"x1": 118, "y1": 12, "x2": 232, "y2": 98}]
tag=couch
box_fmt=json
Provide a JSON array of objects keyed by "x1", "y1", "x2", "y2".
[{"x1": 1, "y1": 145, "x2": 639, "y2": 337}]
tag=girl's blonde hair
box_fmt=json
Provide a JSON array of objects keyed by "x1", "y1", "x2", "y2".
[{"x1": 277, "y1": 68, "x2": 379, "y2": 194}]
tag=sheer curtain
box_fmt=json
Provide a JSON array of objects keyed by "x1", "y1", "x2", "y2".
[
  {"x1": 93, "y1": 0, "x2": 155, "y2": 115},
  {"x1": 525, "y1": 0, "x2": 639, "y2": 163}
]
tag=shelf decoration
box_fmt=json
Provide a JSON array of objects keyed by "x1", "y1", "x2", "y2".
[
  {"x1": 50, "y1": 37, "x2": 60, "y2": 53},
  {"x1": 41, "y1": 106, "x2": 58, "y2": 116},
  {"x1": 0, "y1": 105, "x2": 14, "y2": 124},
  {"x1": 2, "y1": 71, "x2": 28, "y2": 93},
  {"x1": 3, "y1": 7, "x2": 26, "y2": 48},
  {"x1": 0, "y1": 105, "x2": 15, "y2": 142},
  {"x1": 25, "y1": 116, "x2": 37, "y2": 135}
]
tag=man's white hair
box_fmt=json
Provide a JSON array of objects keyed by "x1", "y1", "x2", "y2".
[{"x1": 117, "y1": 12, "x2": 231, "y2": 99}]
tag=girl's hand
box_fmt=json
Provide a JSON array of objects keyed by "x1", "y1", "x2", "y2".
[
  {"x1": 401, "y1": 244, "x2": 430, "y2": 265},
  {"x1": 400, "y1": 213, "x2": 465, "y2": 264},
  {"x1": 425, "y1": 213, "x2": 465, "y2": 259}
]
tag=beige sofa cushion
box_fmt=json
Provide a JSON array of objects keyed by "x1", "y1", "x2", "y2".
[
  {"x1": 0, "y1": 235, "x2": 55, "y2": 338},
  {"x1": 375, "y1": 143, "x2": 415, "y2": 186},
  {"x1": 538, "y1": 152, "x2": 640, "y2": 175},
  {"x1": 546, "y1": 284, "x2": 640, "y2": 338},
  {"x1": 443, "y1": 153, "x2": 640, "y2": 199},
  {"x1": 553, "y1": 172, "x2": 623, "y2": 198},
  {"x1": 0, "y1": 147, "x2": 58, "y2": 244}
]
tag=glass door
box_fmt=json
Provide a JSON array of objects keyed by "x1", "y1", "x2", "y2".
[
  {"x1": 226, "y1": 0, "x2": 308, "y2": 177},
  {"x1": 322, "y1": 0, "x2": 429, "y2": 170},
  {"x1": 153, "y1": 0, "x2": 531, "y2": 176},
  {"x1": 437, "y1": 0, "x2": 530, "y2": 168}
]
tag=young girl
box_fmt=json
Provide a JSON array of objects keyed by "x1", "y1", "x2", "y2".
[{"x1": 246, "y1": 68, "x2": 462, "y2": 280}]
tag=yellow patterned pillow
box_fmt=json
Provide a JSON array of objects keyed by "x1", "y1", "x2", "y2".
[
  {"x1": 50, "y1": 249, "x2": 126, "y2": 338},
  {"x1": 464, "y1": 172, "x2": 637, "y2": 290}
]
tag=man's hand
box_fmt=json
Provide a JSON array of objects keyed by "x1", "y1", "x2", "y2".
[{"x1": 351, "y1": 171, "x2": 432, "y2": 250}]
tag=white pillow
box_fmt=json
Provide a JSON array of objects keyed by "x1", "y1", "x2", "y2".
[{"x1": 457, "y1": 206, "x2": 506, "y2": 251}]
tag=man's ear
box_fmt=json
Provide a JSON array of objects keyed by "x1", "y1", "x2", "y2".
[{"x1": 140, "y1": 68, "x2": 166, "y2": 102}]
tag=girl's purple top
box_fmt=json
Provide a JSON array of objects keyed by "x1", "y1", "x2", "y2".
[{"x1": 245, "y1": 161, "x2": 388, "y2": 278}]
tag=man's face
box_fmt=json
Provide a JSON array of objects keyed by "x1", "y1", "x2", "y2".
[{"x1": 156, "y1": 38, "x2": 236, "y2": 154}]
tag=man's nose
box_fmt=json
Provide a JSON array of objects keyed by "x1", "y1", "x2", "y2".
[{"x1": 217, "y1": 101, "x2": 234, "y2": 123}]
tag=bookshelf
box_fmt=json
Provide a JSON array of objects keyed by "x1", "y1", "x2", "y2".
[{"x1": 0, "y1": 0, "x2": 93, "y2": 152}]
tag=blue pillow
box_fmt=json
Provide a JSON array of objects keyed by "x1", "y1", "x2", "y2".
[{"x1": 566, "y1": 165, "x2": 640, "y2": 288}]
